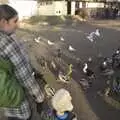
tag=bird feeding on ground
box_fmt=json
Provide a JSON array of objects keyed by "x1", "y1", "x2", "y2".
[
  {"x1": 51, "y1": 61, "x2": 57, "y2": 70},
  {"x1": 100, "y1": 57, "x2": 113, "y2": 71},
  {"x1": 87, "y1": 29, "x2": 100, "y2": 42},
  {"x1": 68, "y1": 45, "x2": 76, "y2": 52},
  {"x1": 83, "y1": 63, "x2": 94, "y2": 78},
  {"x1": 87, "y1": 35, "x2": 94, "y2": 42},
  {"x1": 94, "y1": 29, "x2": 100, "y2": 37},
  {"x1": 34, "y1": 37, "x2": 41, "y2": 43},
  {"x1": 60, "y1": 36, "x2": 65, "y2": 41},
  {"x1": 100, "y1": 61, "x2": 107, "y2": 71},
  {"x1": 47, "y1": 40, "x2": 55, "y2": 45},
  {"x1": 88, "y1": 57, "x2": 92, "y2": 62},
  {"x1": 44, "y1": 84, "x2": 55, "y2": 97},
  {"x1": 58, "y1": 71, "x2": 69, "y2": 83},
  {"x1": 112, "y1": 48, "x2": 120, "y2": 61}
]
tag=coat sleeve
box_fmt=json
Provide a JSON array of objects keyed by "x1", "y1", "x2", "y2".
[{"x1": 4, "y1": 39, "x2": 44, "y2": 103}]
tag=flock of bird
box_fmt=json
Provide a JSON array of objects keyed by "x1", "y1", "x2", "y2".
[
  {"x1": 33, "y1": 27, "x2": 120, "y2": 97},
  {"x1": 87, "y1": 29, "x2": 100, "y2": 42},
  {"x1": 34, "y1": 28, "x2": 100, "y2": 52},
  {"x1": 33, "y1": 29, "x2": 102, "y2": 91}
]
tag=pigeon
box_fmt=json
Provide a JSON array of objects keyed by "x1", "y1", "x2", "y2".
[
  {"x1": 95, "y1": 29, "x2": 100, "y2": 37},
  {"x1": 60, "y1": 36, "x2": 65, "y2": 41},
  {"x1": 112, "y1": 49, "x2": 120, "y2": 58},
  {"x1": 68, "y1": 45, "x2": 76, "y2": 52},
  {"x1": 47, "y1": 40, "x2": 55, "y2": 45}
]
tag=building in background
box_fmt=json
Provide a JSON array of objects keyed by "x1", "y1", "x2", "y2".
[
  {"x1": 37, "y1": 1, "x2": 67, "y2": 16},
  {"x1": 0, "y1": 0, "x2": 119, "y2": 20}
]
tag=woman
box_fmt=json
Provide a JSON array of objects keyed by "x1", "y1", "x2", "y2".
[{"x1": 0, "y1": 4, "x2": 45, "y2": 120}]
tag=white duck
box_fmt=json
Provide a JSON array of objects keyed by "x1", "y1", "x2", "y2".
[
  {"x1": 68, "y1": 45, "x2": 76, "y2": 52},
  {"x1": 34, "y1": 37, "x2": 41, "y2": 43},
  {"x1": 47, "y1": 40, "x2": 55, "y2": 45},
  {"x1": 95, "y1": 29, "x2": 100, "y2": 37},
  {"x1": 60, "y1": 36, "x2": 65, "y2": 41}
]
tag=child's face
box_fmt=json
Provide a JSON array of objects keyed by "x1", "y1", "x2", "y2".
[{"x1": 0, "y1": 15, "x2": 19, "y2": 34}]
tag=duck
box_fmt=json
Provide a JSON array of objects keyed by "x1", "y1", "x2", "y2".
[
  {"x1": 95, "y1": 29, "x2": 100, "y2": 37},
  {"x1": 51, "y1": 60, "x2": 57, "y2": 70},
  {"x1": 100, "y1": 61, "x2": 108, "y2": 71},
  {"x1": 112, "y1": 49, "x2": 120, "y2": 59},
  {"x1": 88, "y1": 57, "x2": 92, "y2": 62},
  {"x1": 44, "y1": 84, "x2": 55, "y2": 97},
  {"x1": 47, "y1": 40, "x2": 55, "y2": 45},
  {"x1": 58, "y1": 71, "x2": 68, "y2": 83},
  {"x1": 60, "y1": 36, "x2": 65, "y2": 41},
  {"x1": 100, "y1": 57, "x2": 113, "y2": 71},
  {"x1": 34, "y1": 37, "x2": 40, "y2": 43},
  {"x1": 68, "y1": 45, "x2": 76, "y2": 52},
  {"x1": 112, "y1": 49, "x2": 120, "y2": 67},
  {"x1": 83, "y1": 63, "x2": 94, "y2": 78},
  {"x1": 87, "y1": 35, "x2": 94, "y2": 42}
]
